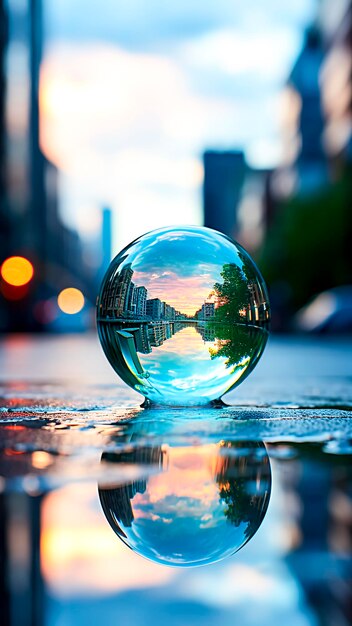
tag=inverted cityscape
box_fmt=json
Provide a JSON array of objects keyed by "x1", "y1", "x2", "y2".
[
  {"x1": 99, "y1": 434, "x2": 271, "y2": 566},
  {"x1": 97, "y1": 228, "x2": 270, "y2": 405}
]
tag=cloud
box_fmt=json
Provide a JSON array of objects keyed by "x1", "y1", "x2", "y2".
[
  {"x1": 42, "y1": 1, "x2": 316, "y2": 248},
  {"x1": 130, "y1": 227, "x2": 242, "y2": 279},
  {"x1": 46, "y1": 0, "x2": 316, "y2": 52},
  {"x1": 45, "y1": 0, "x2": 239, "y2": 49}
]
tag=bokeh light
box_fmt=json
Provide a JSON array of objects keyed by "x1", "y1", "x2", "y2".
[
  {"x1": 1, "y1": 256, "x2": 34, "y2": 287},
  {"x1": 57, "y1": 288, "x2": 85, "y2": 314}
]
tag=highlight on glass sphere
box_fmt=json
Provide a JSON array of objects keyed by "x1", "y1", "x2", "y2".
[
  {"x1": 99, "y1": 439, "x2": 271, "y2": 567},
  {"x1": 97, "y1": 226, "x2": 270, "y2": 406}
]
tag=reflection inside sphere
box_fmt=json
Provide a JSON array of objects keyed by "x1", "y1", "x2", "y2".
[
  {"x1": 97, "y1": 226, "x2": 270, "y2": 406},
  {"x1": 99, "y1": 438, "x2": 271, "y2": 567}
]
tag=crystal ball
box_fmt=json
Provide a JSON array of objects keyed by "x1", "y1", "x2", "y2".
[
  {"x1": 99, "y1": 439, "x2": 271, "y2": 567},
  {"x1": 97, "y1": 226, "x2": 270, "y2": 406}
]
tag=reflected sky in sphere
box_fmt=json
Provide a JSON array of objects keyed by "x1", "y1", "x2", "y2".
[
  {"x1": 97, "y1": 226, "x2": 270, "y2": 405},
  {"x1": 98, "y1": 435, "x2": 271, "y2": 567}
]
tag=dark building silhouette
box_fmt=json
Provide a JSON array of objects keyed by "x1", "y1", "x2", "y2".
[
  {"x1": 0, "y1": 0, "x2": 7, "y2": 244},
  {"x1": 127, "y1": 281, "x2": 135, "y2": 313},
  {"x1": 99, "y1": 446, "x2": 166, "y2": 527},
  {"x1": 116, "y1": 264, "x2": 133, "y2": 315},
  {"x1": 0, "y1": 491, "x2": 44, "y2": 626},
  {"x1": 319, "y1": 0, "x2": 352, "y2": 166},
  {"x1": 203, "y1": 150, "x2": 246, "y2": 239},
  {"x1": 280, "y1": 445, "x2": 352, "y2": 626},
  {"x1": 146, "y1": 298, "x2": 162, "y2": 320},
  {"x1": 0, "y1": 0, "x2": 100, "y2": 331},
  {"x1": 133, "y1": 286, "x2": 147, "y2": 317},
  {"x1": 289, "y1": 27, "x2": 327, "y2": 192},
  {"x1": 100, "y1": 206, "x2": 112, "y2": 278},
  {"x1": 263, "y1": 27, "x2": 327, "y2": 210}
]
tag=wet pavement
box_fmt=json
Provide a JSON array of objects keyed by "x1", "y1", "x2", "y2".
[{"x1": 0, "y1": 334, "x2": 351, "y2": 626}]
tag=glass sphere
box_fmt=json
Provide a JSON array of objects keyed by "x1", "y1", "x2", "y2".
[
  {"x1": 99, "y1": 440, "x2": 271, "y2": 567},
  {"x1": 97, "y1": 226, "x2": 270, "y2": 406}
]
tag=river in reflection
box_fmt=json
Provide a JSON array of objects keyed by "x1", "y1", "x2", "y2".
[{"x1": 98, "y1": 321, "x2": 268, "y2": 405}]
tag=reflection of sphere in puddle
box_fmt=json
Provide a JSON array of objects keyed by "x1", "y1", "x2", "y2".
[
  {"x1": 99, "y1": 441, "x2": 271, "y2": 567},
  {"x1": 97, "y1": 226, "x2": 270, "y2": 406}
]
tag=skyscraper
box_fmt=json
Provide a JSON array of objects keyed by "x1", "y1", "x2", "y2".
[
  {"x1": 146, "y1": 298, "x2": 162, "y2": 320},
  {"x1": 0, "y1": 0, "x2": 89, "y2": 330},
  {"x1": 288, "y1": 27, "x2": 327, "y2": 192},
  {"x1": 134, "y1": 286, "x2": 147, "y2": 317},
  {"x1": 101, "y1": 207, "x2": 112, "y2": 277},
  {"x1": 203, "y1": 150, "x2": 246, "y2": 239},
  {"x1": 118, "y1": 264, "x2": 133, "y2": 316}
]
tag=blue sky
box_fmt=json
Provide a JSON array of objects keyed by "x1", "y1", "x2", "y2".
[{"x1": 42, "y1": 0, "x2": 317, "y2": 250}]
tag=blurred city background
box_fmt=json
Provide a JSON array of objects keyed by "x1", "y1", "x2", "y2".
[
  {"x1": 1, "y1": 0, "x2": 351, "y2": 334},
  {"x1": 0, "y1": 4, "x2": 352, "y2": 626}
]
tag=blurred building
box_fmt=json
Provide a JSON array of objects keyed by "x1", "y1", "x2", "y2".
[
  {"x1": 0, "y1": 491, "x2": 44, "y2": 626},
  {"x1": 203, "y1": 150, "x2": 245, "y2": 240},
  {"x1": 0, "y1": 0, "x2": 7, "y2": 242},
  {"x1": 269, "y1": 11, "x2": 352, "y2": 205},
  {"x1": 273, "y1": 27, "x2": 327, "y2": 200},
  {"x1": 0, "y1": 0, "x2": 101, "y2": 331},
  {"x1": 319, "y1": 0, "x2": 352, "y2": 167},
  {"x1": 100, "y1": 206, "x2": 112, "y2": 277},
  {"x1": 257, "y1": 10, "x2": 352, "y2": 330},
  {"x1": 236, "y1": 168, "x2": 272, "y2": 254},
  {"x1": 280, "y1": 446, "x2": 352, "y2": 626}
]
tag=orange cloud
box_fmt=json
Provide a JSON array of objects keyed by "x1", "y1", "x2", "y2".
[
  {"x1": 41, "y1": 483, "x2": 174, "y2": 596},
  {"x1": 132, "y1": 444, "x2": 221, "y2": 512}
]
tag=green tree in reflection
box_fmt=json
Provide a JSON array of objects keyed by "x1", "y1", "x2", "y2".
[
  {"x1": 209, "y1": 325, "x2": 250, "y2": 366},
  {"x1": 208, "y1": 324, "x2": 264, "y2": 369},
  {"x1": 215, "y1": 443, "x2": 271, "y2": 540}
]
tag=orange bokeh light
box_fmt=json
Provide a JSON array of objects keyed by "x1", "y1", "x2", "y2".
[
  {"x1": 57, "y1": 288, "x2": 85, "y2": 314},
  {"x1": 1, "y1": 256, "x2": 34, "y2": 287}
]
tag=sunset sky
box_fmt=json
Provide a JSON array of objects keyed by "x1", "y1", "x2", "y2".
[
  {"x1": 124, "y1": 226, "x2": 244, "y2": 315},
  {"x1": 41, "y1": 0, "x2": 317, "y2": 251},
  {"x1": 133, "y1": 269, "x2": 214, "y2": 316}
]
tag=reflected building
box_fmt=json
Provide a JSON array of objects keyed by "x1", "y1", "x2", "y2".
[
  {"x1": 247, "y1": 282, "x2": 271, "y2": 325},
  {"x1": 100, "y1": 447, "x2": 166, "y2": 527},
  {"x1": 276, "y1": 442, "x2": 352, "y2": 626},
  {"x1": 126, "y1": 281, "x2": 135, "y2": 315},
  {"x1": 196, "y1": 324, "x2": 216, "y2": 342},
  {"x1": 101, "y1": 263, "x2": 134, "y2": 318},
  {"x1": 200, "y1": 302, "x2": 215, "y2": 320},
  {"x1": 133, "y1": 286, "x2": 147, "y2": 317},
  {"x1": 146, "y1": 298, "x2": 162, "y2": 320},
  {"x1": 119, "y1": 264, "x2": 134, "y2": 316}
]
